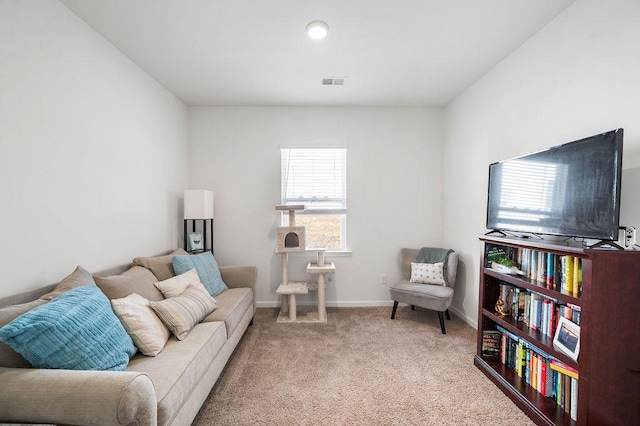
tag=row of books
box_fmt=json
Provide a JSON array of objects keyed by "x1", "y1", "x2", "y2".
[
  {"x1": 482, "y1": 327, "x2": 578, "y2": 421},
  {"x1": 487, "y1": 245, "x2": 582, "y2": 297},
  {"x1": 497, "y1": 284, "x2": 581, "y2": 338}
]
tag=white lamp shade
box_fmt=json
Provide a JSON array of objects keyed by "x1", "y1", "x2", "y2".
[{"x1": 184, "y1": 190, "x2": 214, "y2": 219}]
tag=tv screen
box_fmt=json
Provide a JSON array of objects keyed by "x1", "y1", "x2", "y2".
[{"x1": 486, "y1": 129, "x2": 623, "y2": 241}]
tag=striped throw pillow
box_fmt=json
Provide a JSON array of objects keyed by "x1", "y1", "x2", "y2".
[{"x1": 149, "y1": 285, "x2": 217, "y2": 340}]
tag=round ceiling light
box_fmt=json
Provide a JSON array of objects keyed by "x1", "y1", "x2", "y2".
[{"x1": 306, "y1": 21, "x2": 329, "y2": 40}]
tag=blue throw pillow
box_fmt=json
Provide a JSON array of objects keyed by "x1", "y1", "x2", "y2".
[
  {"x1": 172, "y1": 251, "x2": 228, "y2": 297},
  {"x1": 0, "y1": 286, "x2": 137, "y2": 371}
]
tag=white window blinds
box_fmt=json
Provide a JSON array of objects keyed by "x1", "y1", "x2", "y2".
[{"x1": 281, "y1": 148, "x2": 347, "y2": 211}]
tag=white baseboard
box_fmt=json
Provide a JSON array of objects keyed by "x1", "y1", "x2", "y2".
[
  {"x1": 256, "y1": 300, "x2": 395, "y2": 308},
  {"x1": 256, "y1": 300, "x2": 478, "y2": 329},
  {"x1": 448, "y1": 305, "x2": 477, "y2": 329}
]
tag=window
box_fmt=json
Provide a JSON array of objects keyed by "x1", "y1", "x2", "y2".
[{"x1": 281, "y1": 147, "x2": 347, "y2": 251}]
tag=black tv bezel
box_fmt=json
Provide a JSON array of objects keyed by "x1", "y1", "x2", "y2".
[{"x1": 485, "y1": 128, "x2": 624, "y2": 242}]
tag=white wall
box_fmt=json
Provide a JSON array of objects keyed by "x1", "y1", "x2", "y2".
[
  {"x1": 443, "y1": 0, "x2": 640, "y2": 326},
  {"x1": 189, "y1": 107, "x2": 443, "y2": 307},
  {"x1": 0, "y1": 1, "x2": 189, "y2": 298}
]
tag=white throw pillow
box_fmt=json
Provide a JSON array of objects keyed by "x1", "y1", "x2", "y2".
[
  {"x1": 410, "y1": 262, "x2": 446, "y2": 286},
  {"x1": 111, "y1": 293, "x2": 170, "y2": 356},
  {"x1": 154, "y1": 268, "x2": 209, "y2": 298}
]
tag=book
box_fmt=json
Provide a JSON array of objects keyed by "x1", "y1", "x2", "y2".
[
  {"x1": 572, "y1": 257, "x2": 581, "y2": 297},
  {"x1": 541, "y1": 299, "x2": 549, "y2": 336},
  {"x1": 538, "y1": 252, "x2": 547, "y2": 284},
  {"x1": 540, "y1": 356, "x2": 548, "y2": 396},
  {"x1": 482, "y1": 330, "x2": 501, "y2": 358},
  {"x1": 517, "y1": 291, "x2": 527, "y2": 322},
  {"x1": 564, "y1": 374, "x2": 571, "y2": 413},
  {"x1": 556, "y1": 373, "x2": 565, "y2": 408},
  {"x1": 498, "y1": 284, "x2": 515, "y2": 317},
  {"x1": 487, "y1": 245, "x2": 512, "y2": 267},
  {"x1": 570, "y1": 377, "x2": 579, "y2": 421},
  {"x1": 567, "y1": 303, "x2": 582, "y2": 326},
  {"x1": 530, "y1": 351, "x2": 537, "y2": 390},
  {"x1": 563, "y1": 256, "x2": 574, "y2": 295},
  {"x1": 509, "y1": 338, "x2": 518, "y2": 370},
  {"x1": 521, "y1": 248, "x2": 530, "y2": 277},
  {"x1": 550, "y1": 360, "x2": 579, "y2": 379},
  {"x1": 553, "y1": 255, "x2": 562, "y2": 291},
  {"x1": 546, "y1": 252, "x2": 554, "y2": 288},
  {"x1": 512, "y1": 288, "x2": 520, "y2": 321}
]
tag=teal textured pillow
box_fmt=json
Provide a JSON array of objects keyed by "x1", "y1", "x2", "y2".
[
  {"x1": 172, "y1": 252, "x2": 228, "y2": 297},
  {"x1": 0, "y1": 286, "x2": 137, "y2": 371}
]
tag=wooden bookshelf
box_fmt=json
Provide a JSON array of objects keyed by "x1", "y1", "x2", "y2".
[{"x1": 475, "y1": 235, "x2": 640, "y2": 425}]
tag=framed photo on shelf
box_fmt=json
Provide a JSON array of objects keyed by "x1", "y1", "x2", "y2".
[
  {"x1": 553, "y1": 316, "x2": 581, "y2": 361},
  {"x1": 188, "y1": 232, "x2": 204, "y2": 251}
]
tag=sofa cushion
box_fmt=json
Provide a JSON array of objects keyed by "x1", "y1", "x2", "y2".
[
  {"x1": 133, "y1": 248, "x2": 189, "y2": 281},
  {"x1": 203, "y1": 287, "x2": 253, "y2": 338},
  {"x1": 154, "y1": 268, "x2": 209, "y2": 298},
  {"x1": 0, "y1": 298, "x2": 47, "y2": 368},
  {"x1": 41, "y1": 265, "x2": 96, "y2": 301},
  {"x1": 0, "y1": 286, "x2": 137, "y2": 371},
  {"x1": 149, "y1": 285, "x2": 217, "y2": 340},
  {"x1": 126, "y1": 321, "x2": 227, "y2": 425},
  {"x1": 111, "y1": 293, "x2": 171, "y2": 356},
  {"x1": 95, "y1": 266, "x2": 164, "y2": 302},
  {"x1": 172, "y1": 252, "x2": 228, "y2": 297}
]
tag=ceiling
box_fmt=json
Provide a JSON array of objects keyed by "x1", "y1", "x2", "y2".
[{"x1": 60, "y1": 0, "x2": 576, "y2": 107}]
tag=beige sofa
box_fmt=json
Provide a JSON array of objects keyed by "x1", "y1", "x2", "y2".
[{"x1": 0, "y1": 249, "x2": 257, "y2": 426}]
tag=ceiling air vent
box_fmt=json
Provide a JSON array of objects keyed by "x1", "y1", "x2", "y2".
[{"x1": 321, "y1": 76, "x2": 347, "y2": 86}]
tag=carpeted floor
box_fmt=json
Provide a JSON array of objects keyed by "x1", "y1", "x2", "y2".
[{"x1": 192, "y1": 307, "x2": 535, "y2": 426}]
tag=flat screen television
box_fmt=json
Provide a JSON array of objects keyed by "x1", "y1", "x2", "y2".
[{"x1": 486, "y1": 129, "x2": 623, "y2": 241}]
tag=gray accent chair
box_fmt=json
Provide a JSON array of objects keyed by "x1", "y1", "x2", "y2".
[{"x1": 389, "y1": 248, "x2": 458, "y2": 334}]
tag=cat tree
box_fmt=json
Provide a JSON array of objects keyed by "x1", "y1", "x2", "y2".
[{"x1": 275, "y1": 204, "x2": 335, "y2": 323}]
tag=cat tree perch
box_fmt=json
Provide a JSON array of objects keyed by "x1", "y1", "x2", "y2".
[{"x1": 275, "y1": 204, "x2": 335, "y2": 323}]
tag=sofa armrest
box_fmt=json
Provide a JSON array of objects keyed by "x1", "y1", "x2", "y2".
[
  {"x1": 0, "y1": 367, "x2": 157, "y2": 426},
  {"x1": 220, "y1": 265, "x2": 257, "y2": 290}
]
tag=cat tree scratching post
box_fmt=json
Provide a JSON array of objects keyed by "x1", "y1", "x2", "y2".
[{"x1": 275, "y1": 205, "x2": 335, "y2": 323}]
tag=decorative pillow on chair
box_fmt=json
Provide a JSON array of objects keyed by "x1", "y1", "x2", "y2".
[
  {"x1": 154, "y1": 268, "x2": 210, "y2": 298},
  {"x1": 0, "y1": 286, "x2": 137, "y2": 371},
  {"x1": 149, "y1": 285, "x2": 217, "y2": 340},
  {"x1": 111, "y1": 293, "x2": 171, "y2": 356},
  {"x1": 410, "y1": 262, "x2": 446, "y2": 286},
  {"x1": 172, "y1": 252, "x2": 228, "y2": 297}
]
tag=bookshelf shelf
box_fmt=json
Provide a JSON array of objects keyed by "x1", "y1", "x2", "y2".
[
  {"x1": 483, "y1": 308, "x2": 578, "y2": 369},
  {"x1": 476, "y1": 235, "x2": 640, "y2": 425},
  {"x1": 483, "y1": 269, "x2": 581, "y2": 305}
]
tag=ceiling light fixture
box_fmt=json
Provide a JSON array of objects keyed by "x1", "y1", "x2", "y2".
[{"x1": 306, "y1": 21, "x2": 329, "y2": 40}]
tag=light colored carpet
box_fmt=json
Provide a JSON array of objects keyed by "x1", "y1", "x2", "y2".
[{"x1": 193, "y1": 307, "x2": 535, "y2": 426}]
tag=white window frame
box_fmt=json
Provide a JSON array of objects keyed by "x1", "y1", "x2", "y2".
[{"x1": 280, "y1": 147, "x2": 347, "y2": 251}]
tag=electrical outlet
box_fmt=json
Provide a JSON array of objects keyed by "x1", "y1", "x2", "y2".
[
  {"x1": 625, "y1": 226, "x2": 637, "y2": 248},
  {"x1": 380, "y1": 274, "x2": 387, "y2": 285}
]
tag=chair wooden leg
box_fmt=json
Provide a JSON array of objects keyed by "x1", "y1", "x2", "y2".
[
  {"x1": 445, "y1": 309, "x2": 451, "y2": 320},
  {"x1": 438, "y1": 311, "x2": 446, "y2": 334},
  {"x1": 391, "y1": 301, "x2": 398, "y2": 319}
]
